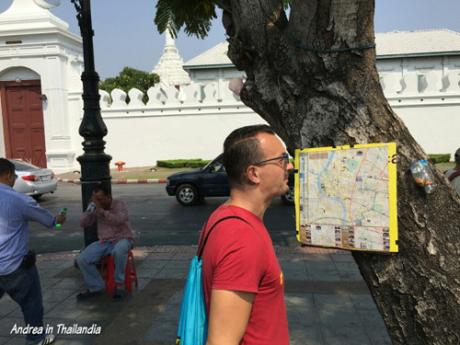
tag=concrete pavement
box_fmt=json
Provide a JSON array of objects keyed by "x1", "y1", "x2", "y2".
[{"x1": 0, "y1": 245, "x2": 391, "y2": 345}]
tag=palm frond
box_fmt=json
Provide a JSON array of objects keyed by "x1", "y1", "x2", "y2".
[
  {"x1": 154, "y1": 0, "x2": 217, "y2": 39},
  {"x1": 281, "y1": 0, "x2": 291, "y2": 10}
]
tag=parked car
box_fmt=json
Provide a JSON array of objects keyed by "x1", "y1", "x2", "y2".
[
  {"x1": 166, "y1": 155, "x2": 295, "y2": 206},
  {"x1": 10, "y1": 159, "x2": 57, "y2": 199}
]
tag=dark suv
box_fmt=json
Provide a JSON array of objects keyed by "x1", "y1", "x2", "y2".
[{"x1": 166, "y1": 155, "x2": 295, "y2": 206}]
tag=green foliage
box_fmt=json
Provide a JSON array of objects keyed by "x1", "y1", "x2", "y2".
[
  {"x1": 428, "y1": 154, "x2": 451, "y2": 164},
  {"x1": 99, "y1": 67, "x2": 160, "y2": 103},
  {"x1": 157, "y1": 159, "x2": 211, "y2": 168},
  {"x1": 281, "y1": 0, "x2": 291, "y2": 9},
  {"x1": 154, "y1": 0, "x2": 217, "y2": 39},
  {"x1": 154, "y1": 0, "x2": 291, "y2": 38}
]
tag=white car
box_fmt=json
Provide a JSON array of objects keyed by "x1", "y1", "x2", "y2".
[{"x1": 11, "y1": 159, "x2": 57, "y2": 199}]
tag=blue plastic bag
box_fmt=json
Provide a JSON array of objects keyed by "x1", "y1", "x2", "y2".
[
  {"x1": 176, "y1": 256, "x2": 207, "y2": 345},
  {"x1": 176, "y1": 216, "x2": 245, "y2": 345}
]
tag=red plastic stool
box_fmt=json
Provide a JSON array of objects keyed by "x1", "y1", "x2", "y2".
[{"x1": 101, "y1": 249, "x2": 138, "y2": 295}]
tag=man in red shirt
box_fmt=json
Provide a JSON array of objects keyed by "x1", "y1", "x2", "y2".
[{"x1": 201, "y1": 125, "x2": 293, "y2": 345}]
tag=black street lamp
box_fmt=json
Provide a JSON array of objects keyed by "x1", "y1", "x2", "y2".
[{"x1": 72, "y1": 0, "x2": 112, "y2": 246}]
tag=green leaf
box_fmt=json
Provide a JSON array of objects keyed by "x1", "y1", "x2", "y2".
[{"x1": 154, "y1": 0, "x2": 217, "y2": 39}]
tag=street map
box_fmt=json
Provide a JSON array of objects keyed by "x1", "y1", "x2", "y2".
[{"x1": 295, "y1": 143, "x2": 398, "y2": 252}]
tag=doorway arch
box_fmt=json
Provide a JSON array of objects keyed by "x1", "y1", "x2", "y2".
[{"x1": 0, "y1": 66, "x2": 47, "y2": 167}]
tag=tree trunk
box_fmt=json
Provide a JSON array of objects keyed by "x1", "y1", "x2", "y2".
[{"x1": 219, "y1": 0, "x2": 460, "y2": 343}]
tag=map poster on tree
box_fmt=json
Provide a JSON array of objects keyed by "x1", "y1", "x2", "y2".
[{"x1": 295, "y1": 143, "x2": 398, "y2": 253}]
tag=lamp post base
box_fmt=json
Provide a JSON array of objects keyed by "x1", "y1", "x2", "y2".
[{"x1": 77, "y1": 152, "x2": 112, "y2": 246}]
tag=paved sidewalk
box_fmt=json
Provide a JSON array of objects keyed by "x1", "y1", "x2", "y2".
[{"x1": 0, "y1": 246, "x2": 391, "y2": 345}]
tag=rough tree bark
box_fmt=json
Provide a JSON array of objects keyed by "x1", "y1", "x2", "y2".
[{"x1": 216, "y1": 0, "x2": 460, "y2": 344}]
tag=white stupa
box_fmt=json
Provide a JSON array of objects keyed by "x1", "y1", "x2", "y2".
[{"x1": 153, "y1": 28, "x2": 191, "y2": 87}]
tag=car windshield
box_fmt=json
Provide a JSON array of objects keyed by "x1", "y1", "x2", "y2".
[
  {"x1": 203, "y1": 154, "x2": 223, "y2": 170},
  {"x1": 11, "y1": 160, "x2": 39, "y2": 172}
]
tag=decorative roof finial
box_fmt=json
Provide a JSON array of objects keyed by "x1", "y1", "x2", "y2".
[
  {"x1": 152, "y1": 22, "x2": 191, "y2": 87},
  {"x1": 165, "y1": 23, "x2": 175, "y2": 47}
]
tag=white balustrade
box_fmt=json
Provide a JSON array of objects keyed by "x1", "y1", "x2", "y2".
[
  {"x1": 99, "y1": 89, "x2": 111, "y2": 109},
  {"x1": 99, "y1": 66, "x2": 460, "y2": 112},
  {"x1": 164, "y1": 85, "x2": 181, "y2": 105},
  {"x1": 203, "y1": 83, "x2": 218, "y2": 102},
  {"x1": 444, "y1": 72, "x2": 460, "y2": 93},
  {"x1": 180, "y1": 82, "x2": 202, "y2": 104},
  {"x1": 127, "y1": 88, "x2": 144, "y2": 108},
  {"x1": 146, "y1": 84, "x2": 167, "y2": 106},
  {"x1": 110, "y1": 88, "x2": 128, "y2": 108}
]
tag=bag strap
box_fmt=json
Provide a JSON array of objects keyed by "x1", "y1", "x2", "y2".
[
  {"x1": 448, "y1": 170, "x2": 460, "y2": 182},
  {"x1": 197, "y1": 215, "x2": 248, "y2": 258}
]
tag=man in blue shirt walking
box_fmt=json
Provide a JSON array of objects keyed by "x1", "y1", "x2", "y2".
[{"x1": 0, "y1": 158, "x2": 66, "y2": 345}]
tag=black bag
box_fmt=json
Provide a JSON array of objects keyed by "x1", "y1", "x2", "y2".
[{"x1": 21, "y1": 250, "x2": 36, "y2": 269}]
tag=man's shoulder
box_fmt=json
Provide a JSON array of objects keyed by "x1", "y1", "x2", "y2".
[
  {"x1": 206, "y1": 207, "x2": 264, "y2": 246},
  {"x1": 207, "y1": 206, "x2": 254, "y2": 230},
  {"x1": 445, "y1": 168, "x2": 460, "y2": 180},
  {"x1": 0, "y1": 186, "x2": 32, "y2": 205},
  {"x1": 111, "y1": 198, "x2": 127, "y2": 208}
]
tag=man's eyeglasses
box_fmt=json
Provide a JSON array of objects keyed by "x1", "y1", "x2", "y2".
[{"x1": 253, "y1": 152, "x2": 290, "y2": 167}]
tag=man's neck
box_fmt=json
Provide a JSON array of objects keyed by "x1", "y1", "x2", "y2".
[
  {"x1": 227, "y1": 188, "x2": 271, "y2": 219},
  {"x1": 455, "y1": 163, "x2": 460, "y2": 171},
  {"x1": 0, "y1": 179, "x2": 11, "y2": 187}
]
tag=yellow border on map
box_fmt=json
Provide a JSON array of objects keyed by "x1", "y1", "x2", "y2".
[
  {"x1": 294, "y1": 143, "x2": 398, "y2": 253},
  {"x1": 294, "y1": 151, "x2": 301, "y2": 242}
]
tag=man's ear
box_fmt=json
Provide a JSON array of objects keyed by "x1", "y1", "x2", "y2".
[{"x1": 246, "y1": 165, "x2": 260, "y2": 185}]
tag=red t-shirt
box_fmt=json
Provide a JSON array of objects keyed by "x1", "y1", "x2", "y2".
[{"x1": 201, "y1": 205, "x2": 289, "y2": 345}]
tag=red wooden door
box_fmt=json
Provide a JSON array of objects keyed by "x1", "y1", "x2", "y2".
[{"x1": 1, "y1": 81, "x2": 47, "y2": 168}]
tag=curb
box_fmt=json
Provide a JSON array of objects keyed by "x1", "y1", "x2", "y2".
[
  {"x1": 58, "y1": 178, "x2": 167, "y2": 184},
  {"x1": 35, "y1": 245, "x2": 346, "y2": 261}
]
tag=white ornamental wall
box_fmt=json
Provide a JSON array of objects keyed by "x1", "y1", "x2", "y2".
[
  {"x1": 379, "y1": 55, "x2": 460, "y2": 157},
  {"x1": 98, "y1": 81, "x2": 267, "y2": 167},
  {"x1": 392, "y1": 104, "x2": 460, "y2": 155},
  {"x1": 89, "y1": 54, "x2": 460, "y2": 170}
]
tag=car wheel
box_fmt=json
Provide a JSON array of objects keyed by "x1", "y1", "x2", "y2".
[
  {"x1": 176, "y1": 184, "x2": 199, "y2": 206},
  {"x1": 32, "y1": 194, "x2": 43, "y2": 201},
  {"x1": 281, "y1": 186, "x2": 295, "y2": 205}
]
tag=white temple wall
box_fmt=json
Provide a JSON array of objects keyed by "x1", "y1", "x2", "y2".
[
  {"x1": 392, "y1": 103, "x2": 460, "y2": 156},
  {"x1": 93, "y1": 67, "x2": 460, "y2": 170},
  {"x1": 103, "y1": 110, "x2": 265, "y2": 167},
  {"x1": 96, "y1": 82, "x2": 266, "y2": 168}
]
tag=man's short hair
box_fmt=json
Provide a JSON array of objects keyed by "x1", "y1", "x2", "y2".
[
  {"x1": 455, "y1": 148, "x2": 460, "y2": 163},
  {"x1": 223, "y1": 125, "x2": 275, "y2": 187},
  {"x1": 93, "y1": 184, "x2": 111, "y2": 196},
  {"x1": 0, "y1": 158, "x2": 15, "y2": 176}
]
